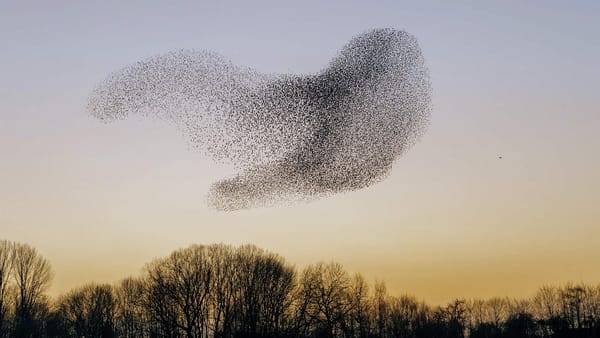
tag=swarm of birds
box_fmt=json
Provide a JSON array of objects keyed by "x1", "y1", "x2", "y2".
[{"x1": 88, "y1": 28, "x2": 432, "y2": 211}]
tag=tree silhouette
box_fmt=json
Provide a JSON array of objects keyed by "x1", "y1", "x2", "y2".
[
  {"x1": 0, "y1": 241, "x2": 13, "y2": 337},
  {"x1": 11, "y1": 242, "x2": 52, "y2": 338},
  {"x1": 1, "y1": 238, "x2": 600, "y2": 338},
  {"x1": 54, "y1": 283, "x2": 117, "y2": 338}
]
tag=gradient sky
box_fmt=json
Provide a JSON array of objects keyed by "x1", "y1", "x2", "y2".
[{"x1": 1, "y1": 1, "x2": 599, "y2": 305}]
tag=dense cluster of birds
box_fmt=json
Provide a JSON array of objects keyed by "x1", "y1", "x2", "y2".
[{"x1": 88, "y1": 28, "x2": 432, "y2": 211}]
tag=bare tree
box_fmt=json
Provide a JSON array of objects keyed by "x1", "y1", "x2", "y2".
[
  {"x1": 347, "y1": 274, "x2": 371, "y2": 338},
  {"x1": 144, "y1": 261, "x2": 179, "y2": 338},
  {"x1": 372, "y1": 280, "x2": 389, "y2": 337},
  {"x1": 145, "y1": 244, "x2": 213, "y2": 338},
  {"x1": 532, "y1": 285, "x2": 560, "y2": 320},
  {"x1": 114, "y1": 277, "x2": 148, "y2": 337},
  {"x1": 6, "y1": 240, "x2": 600, "y2": 338},
  {"x1": 445, "y1": 299, "x2": 467, "y2": 338},
  {"x1": 11, "y1": 242, "x2": 52, "y2": 337},
  {"x1": 559, "y1": 283, "x2": 587, "y2": 330},
  {"x1": 55, "y1": 283, "x2": 117, "y2": 338},
  {"x1": 232, "y1": 245, "x2": 295, "y2": 338},
  {"x1": 387, "y1": 295, "x2": 422, "y2": 338},
  {"x1": 0, "y1": 240, "x2": 14, "y2": 337},
  {"x1": 581, "y1": 284, "x2": 600, "y2": 329},
  {"x1": 207, "y1": 244, "x2": 237, "y2": 338},
  {"x1": 296, "y1": 262, "x2": 352, "y2": 338}
]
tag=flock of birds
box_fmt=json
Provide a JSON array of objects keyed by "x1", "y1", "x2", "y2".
[{"x1": 88, "y1": 28, "x2": 432, "y2": 211}]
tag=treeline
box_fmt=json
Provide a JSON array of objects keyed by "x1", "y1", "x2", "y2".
[{"x1": 1, "y1": 240, "x2": 599, "y2": 338}]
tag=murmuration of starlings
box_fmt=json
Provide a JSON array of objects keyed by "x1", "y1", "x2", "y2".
[{"x1": 88, "y1": 28, "x2": 432, "y2": 211}]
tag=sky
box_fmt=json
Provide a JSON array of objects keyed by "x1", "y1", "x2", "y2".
[{"x1": 1, "y1": 1, "x2": 599, "y2": 305}]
